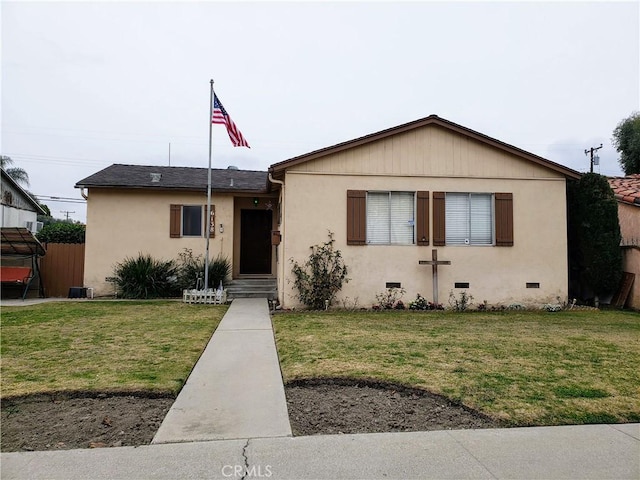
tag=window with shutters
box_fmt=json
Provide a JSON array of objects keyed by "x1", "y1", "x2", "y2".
[
  {"x1": 170, "y1": 204, "x2": 215, "y2": 238},
  {"x1": 182, "y1": 205, "x2": 202, "y2": 236},
  {"x1": 366, "y1": 192, "x2": 415, "y2": 245},
  {"x1": 444, "y1": 193, "x2": 493, "y2": 245}
]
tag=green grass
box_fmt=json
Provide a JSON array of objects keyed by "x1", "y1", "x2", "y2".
[
  {"x1": 272, "y1": 309, "x2": 640, "y2": 426},
  {"x1": 1, "y1": 301, "x2": 226, "y2": 398}
]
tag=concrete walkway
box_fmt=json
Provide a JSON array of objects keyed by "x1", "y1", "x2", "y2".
[{"x1": 152, "y1": 298, "x2": 292, "y2": 443}]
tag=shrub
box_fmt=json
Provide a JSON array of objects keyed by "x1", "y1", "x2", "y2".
[
  {"x1": 448, "y1": 290, "x2": 474, "y2": 311},
  {"x1": 374, "y1": 287, "x2": 406, "y2": 309},
  {"x1": 290, "y1": 232, "x2": 349, "y2": 310},
  {"x1": 36, "y1": 222, "x2": 85, "y2": 243},
  {"x1": 176, "y1": 249, "x2": 230, "y2": 290},
  {"x1": 114, "y1": 253, "x2": 179, "y2": 299},
  {"x1": 408, "y1": 293, "x2": 442, "y2": 311}
]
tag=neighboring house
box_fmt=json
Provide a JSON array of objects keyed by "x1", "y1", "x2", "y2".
[
  {"x1": 77, "y1": 115, "x2": 582, "y2": 307},
  {"x1": 75, "y1": 165, "x2": 277, "y2": 296},
  {"x1": 1, "y1": 168, "x2": 46, "y2": 233},
  {"x1": 608, "y1": 175, "x2": 640, "y2": 309}
]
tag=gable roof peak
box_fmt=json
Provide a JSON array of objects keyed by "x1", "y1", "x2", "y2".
[{"x1": 269, "y1": 114, "x2": 581, "y2": 180}]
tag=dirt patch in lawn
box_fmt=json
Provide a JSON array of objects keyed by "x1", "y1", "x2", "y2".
[
  {"x1": 285, "y1": 378, "x2": 499, "y2": 435},
  {"x1": 1, "y1": 379, "x2": 499, "y2": 452},
  {"x1": 1, "y1": 393, "x2": 174, "y2": 452}
]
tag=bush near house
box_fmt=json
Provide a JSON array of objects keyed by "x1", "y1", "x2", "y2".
[
  {"x1": 114, "y1": 253, "x2": 178, "y2": 299},
  {"x1": 113, "y1": 251, "x2": 232, "y2": 299},
  {"x1": 36, "y1": 222, "x2": 85, "y2": 243},
  {"x1": 290, "y1": 232, "x2": 349, "y2": 310},
  {"x1": 176, "y1": 249, "x2": 230, "y2": 291}
]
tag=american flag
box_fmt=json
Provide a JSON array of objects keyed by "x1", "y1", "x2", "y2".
[{"x1": 212, "y1": 93, "x2": 250, "y2": 148}]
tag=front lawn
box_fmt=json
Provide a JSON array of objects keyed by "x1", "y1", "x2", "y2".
[
  {"x1": 1, "y1": 301, "x2": 226, "y2": 398},
  {"x1": 273, "y1": 309, "x2": 640, "y2": 426}
]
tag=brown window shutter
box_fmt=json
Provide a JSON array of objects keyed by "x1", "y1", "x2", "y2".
[
  {"x1": 495, "y1": 193, "x2": 514, "y2": 246},
  {"x1": 416, "y1": 191, "x2": 430, "y2": 246},
  {"x1": 432, "y1": 192, "x2": 445, "y2": 246},
  {"x1": 204, "y1": 204, "x2": 215, "y2": 238},
  {"x1": 170, "y1": 204, "x2": 181, "y2": 238},
  {"x1": 347, "y1": 190, "x2": 366, "y2": 245}
]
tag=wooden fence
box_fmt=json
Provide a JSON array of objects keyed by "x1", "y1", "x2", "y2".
[{"x1": 40, "y1": 243, "x2": 85, "y2": 298}]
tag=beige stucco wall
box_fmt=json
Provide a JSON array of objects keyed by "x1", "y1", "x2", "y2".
[
  {"x1": 84, "y1": 189, "x2": 234, "y2": 296},
  {"x1": 276, "y1": 125, "x2": 570, "y2": 309}
]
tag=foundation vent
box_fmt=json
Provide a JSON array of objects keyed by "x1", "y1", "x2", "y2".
[
  {"x1": 526, "y1": 282, "x2": 540, "y2": 288},
  {"x1": 454, "y1": 282, "x2": 470, "y2": 289},
  {"x1": 386, "y1": 282, "x2": 401, "y2": 289}
]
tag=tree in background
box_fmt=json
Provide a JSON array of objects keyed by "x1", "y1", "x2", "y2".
[
  {"x1": 0, "y1": 155, "x2": 30, "y2": 187},
  {"x1": 567, "y1": 173, "x2": 622, "y2": 305},
  {"x1": 612, "y1": 112, "x2": 640, "y2": 175},
  {"x1": 1, "y1": 154, "x2": 51, "y2": 215}
]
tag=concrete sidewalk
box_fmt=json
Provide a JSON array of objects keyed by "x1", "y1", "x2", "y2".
[
  {"x1": 152, "y1": 298, "x2": 292, "y2": 443},
  {"x1": 2, "y1": 423, "x2": 638, "y2": 479}
]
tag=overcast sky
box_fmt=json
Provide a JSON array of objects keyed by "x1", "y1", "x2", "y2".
[{"x1": 2, "y1": 1, "x2": 639, "y2": 224}]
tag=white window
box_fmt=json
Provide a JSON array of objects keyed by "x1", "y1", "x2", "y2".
[
  {"x1": 182, "y1": 205, "x2": 202, "y2": 236},
  {"x1": 445, "y1": 193, "x2": 493, "y2": 245},
  {"x1": 366, "y1": 192, "x2": 415, "y2": 244}
]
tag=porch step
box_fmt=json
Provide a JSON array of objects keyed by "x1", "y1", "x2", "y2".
[{"x1": 226, "y1": 278, "x2": 277, "y2": 300}]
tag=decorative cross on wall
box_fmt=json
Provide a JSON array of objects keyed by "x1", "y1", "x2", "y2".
[{"x1": 418, "y1": 249, "x2": 451, "y2": 306}]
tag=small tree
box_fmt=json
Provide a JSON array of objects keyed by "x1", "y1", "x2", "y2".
[
  {"x1": 612, "y1": 112, "x2": 640, "y2": 175},
  {"x1": 569, "y1": 173, "x2": 623, "y2": 303},
  {"x1": 290, "y1": 231, "x2": 349, "y2": 310}
]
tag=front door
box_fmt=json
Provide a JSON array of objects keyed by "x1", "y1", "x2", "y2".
[{"x1": 240, "y1": 209, "x2": 272, "y2": 274}]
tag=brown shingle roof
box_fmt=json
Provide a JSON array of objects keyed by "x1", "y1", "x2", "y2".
[
  {"x1": 608, "y1": 175, "x2": 640, "y2": 206},
  {"x1": 75, "y1": 164, "x2": 270, "y2": 193}
]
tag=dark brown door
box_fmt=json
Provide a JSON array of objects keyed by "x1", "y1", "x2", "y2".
[{"x1": 240, "y1": 209, "x2": 272, "y2": 274}]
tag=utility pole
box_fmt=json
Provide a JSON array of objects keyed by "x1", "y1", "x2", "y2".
[
  {"x1": 60, "y1": 210, "x2": 75, "y2": 221},
  {"x1": 584, "y1": 144, "x2": 603, "y2": 173}
]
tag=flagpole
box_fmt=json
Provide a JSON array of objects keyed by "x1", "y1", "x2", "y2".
[{"x1": 204, "y1": 79, "x2": 214, "y2": 291}]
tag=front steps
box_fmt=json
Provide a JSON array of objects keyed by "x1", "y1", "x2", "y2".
[{"x1": 226, "y1": 277, "x2": 277, "y2": 300}]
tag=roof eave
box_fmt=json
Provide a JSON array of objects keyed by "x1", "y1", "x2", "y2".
[{"x1": 75, "y1": 184, "x2": 270, "y2": 194}]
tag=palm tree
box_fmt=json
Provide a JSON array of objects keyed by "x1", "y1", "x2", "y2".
[{"x1": 0, "y1": 155, "x2": 30, "y2": 187}]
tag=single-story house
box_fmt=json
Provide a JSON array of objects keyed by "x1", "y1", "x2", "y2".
[
  {"x1": 77, "y1": 115, "x2": 581, "y2": 307},
  {"x1": 608, "y1": 174, "x2": 639, "y2": 309}
]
